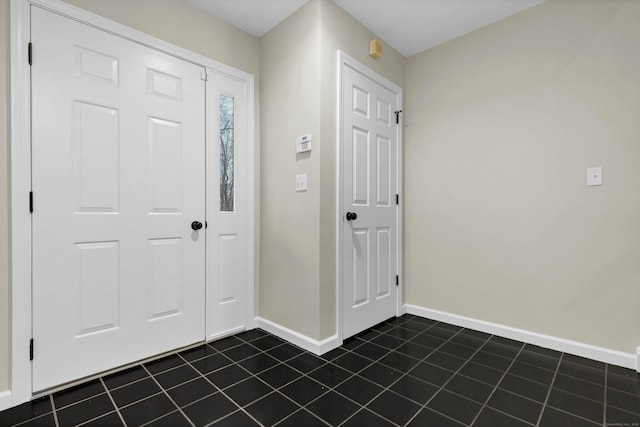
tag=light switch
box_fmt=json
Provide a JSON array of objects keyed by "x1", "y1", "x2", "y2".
[
  {"x1": 587, "y1": 167, "x2": 603, "y2": 186},
  {"x1": 296, "y1": 134, "x2": 312, "y2": 153},
  {"x1": 296, "y1": 174, "x2": 307, "y2": 192}
]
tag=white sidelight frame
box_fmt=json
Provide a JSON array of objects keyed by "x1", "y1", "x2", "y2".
[
  {"x1": 336, "y1": 51, "x2": 404, "y2": 343},
  {"x1": 8, "y1": 0, "x2": 255, "y2": 408}
]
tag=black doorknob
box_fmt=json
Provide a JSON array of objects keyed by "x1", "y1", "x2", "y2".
[
  {"x1": 346, "y1": 212, "x2": 358, "y2": 221},
  {"x1": 191, "y1": 221, "x2": 203, "y2": 231}
]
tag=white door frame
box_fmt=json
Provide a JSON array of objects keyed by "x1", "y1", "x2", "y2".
[
  {"x1": 336, "y1": 51, "x2": 404, "y2": 342},
  {"x1": 9, "y1": 0, "x2": 255, "y2": 408}
]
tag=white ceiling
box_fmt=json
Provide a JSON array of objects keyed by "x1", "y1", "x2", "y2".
[
  {"x1": 188, "y1": 0, "x2": 546, "y2": 57},
  {"x1": 187, "y1": 0, "x2": 309, "y2": 38}
]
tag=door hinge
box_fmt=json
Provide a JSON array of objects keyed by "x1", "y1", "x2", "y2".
[
  {"x1": 29, "y1": 339, "x2": 34, "y2": 361},
  {"x1": 395, "y1": 275, "x2": 399, "y2": 286},
  {"x1": 29, "y1": 191, "x2": 33, "y2": 213},
  {"x1": 200, "y1": 70, "x2": 208, "y2": 81},
  {"x1": 396, "y1": 194, "x2": 399, "y2": 205},
  {"x1": 28, "y1": 42, "x2": 32, "y2": 66},
  {"x1": 395, "y1": 110, "x2": 402, "y2": 125}
]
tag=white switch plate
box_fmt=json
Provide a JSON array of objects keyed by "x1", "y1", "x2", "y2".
[
  {"x1": 296, "y1": 174, "x2": 308, "y2": 192},
  {"x1": 587, "y1": 167, "x2": 603, "y2": 186}
]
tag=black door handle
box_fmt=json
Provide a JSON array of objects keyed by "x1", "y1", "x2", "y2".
[
  {"x1": 191, "y1": 221, "x2": 203, "y2": 231},
  {"x1": 346, "y1": 212, "x2": 358, "y2": 221}
]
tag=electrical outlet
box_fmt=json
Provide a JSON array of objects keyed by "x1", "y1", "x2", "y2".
[{"x1": 296, "y1": 174, "x2": 307, "y2": 192}]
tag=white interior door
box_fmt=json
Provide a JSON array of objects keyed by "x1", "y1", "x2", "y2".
[
  {"x1": 342, "y1": 59, "x2": 401, "y2": 339},
  {"x1": 31, "y1": 6, "x2": 206, "y2": 391},
  {"x1": 206, "y1": 72, "x2": 249, "y2": 339}
]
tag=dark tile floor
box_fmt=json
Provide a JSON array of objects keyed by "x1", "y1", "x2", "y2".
[{"x1": 1, "y1": 314, "x2": 639, "y2": 426}]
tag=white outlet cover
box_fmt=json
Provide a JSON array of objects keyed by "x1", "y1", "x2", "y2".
[
  {"x1": 296, "y1": 174, "x2": 307, "y2": 192},
  {"x1": 587, "y1": 167, "x2": 603, "y2": 186}
]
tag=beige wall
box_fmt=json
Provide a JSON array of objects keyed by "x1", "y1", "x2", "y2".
[
  {"x1": 260, "y1": 0, "x2": 323, "y2": 339},
  {"x1": 0, "y1": 0, "x2": 259, "y2": 394},
  {"x1": 0, "y1": 0, "x2": 10, "y2": 393},
  {"x1": 259, "y1": 0, "x2": 405, "y2": 340},
  {"x1": 405, "y1": 0, "x2": 640, "y2": 353},
  {"x1": 63, "y1": 0, "x2": 259, "y2": 76}
]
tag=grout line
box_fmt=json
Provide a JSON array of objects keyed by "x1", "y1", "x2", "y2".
[
  {"x1": 603, "y1": 363, "x2": 608, "y2": 426},
  {"x1": 50, "y1": 394, "x2": 60, "y2": 427},
  {"x1": 539, "y1": 406, "x2": 604, "y2": 426},
  {"x1": 139, "y1": 363, "x2": 196, "y2": 427},
  {"x1": 332, "y1": 317, "x2": 431, "y2": 426},
  {"x1": 272, "y1": 407, "x2": 332, "y2": 427},
  {"x1": 12, "y1": 412, "x2": 58, "y2": 427},
  {"x1": 99, "y1": 378, "x2": 127, "y2": 427},
  {"x1": 468, "y1": 342, "x2": 527, "y2": 426},
  {"x1": 535, "y1": 352, "x2": 564, "y2": 426},
  {"x1": 282, "y1": 319, "x2": 418, "y2": 426},
  {"x1": 113, "y1": 391, "x2": 164, "y2": 412},
  {"x1": 229, "y1": 347, "x2": 338, "y2": 424},
  {"x1": 102, "y1": 371, "x2": 151, "y2": 394},
  {"x1": 350, "y1": 321, "x2": 481, "y2": 427},
  {"x1": 539, "y1": 358, "x2": 608, "y2": 426},
  {"x1": 176, "y1": 346, "x2": 269, "y2": 426},
  {"x1": 409, "y1": 326, "x2": 485, "y2": 408},
  {"x1": 74, "y1": 411, "x2": 122, "y2": 427}
]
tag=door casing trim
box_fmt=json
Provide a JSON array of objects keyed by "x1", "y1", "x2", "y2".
[
  {"x1": 336, "y1": 51, "x2": 404, "y2": 343},
  {"x1": 9, "y1": 0, "x2": 255, "y2": 407}
]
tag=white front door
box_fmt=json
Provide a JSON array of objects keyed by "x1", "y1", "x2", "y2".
[
  {"x1": 31, "y1": 7, "x2": 206, "y2": 391},
  {"x1": 206, "y1": 72, "x2": 249, "y2": 339},
  {"x1": 341, "y1": 57, "x2": 402, "y2": 339}
]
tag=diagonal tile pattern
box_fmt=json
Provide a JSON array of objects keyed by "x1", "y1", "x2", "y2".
[{"x1": 1, "y1": 314, "x2": 639, "y2": 426}]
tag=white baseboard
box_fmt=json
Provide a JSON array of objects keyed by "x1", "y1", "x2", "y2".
[
  {"x1": 398, "y1": 304, "x2": 407, "y2": 316},
  {"x1": 405, "y1": 304, "x2": 638, "y2": 371},
  {"x1": 255, "y1": 317, "x2": 340, "y2": 356},
  {"x1": 0, "y1": 390, "x2": 12, "y2": 412}
]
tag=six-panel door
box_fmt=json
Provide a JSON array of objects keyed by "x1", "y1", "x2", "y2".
[
  {"x1": 31, "y1": 7, "x2": 206, "y2": 391},
  {"x1": 342, "y1": 63, "x2": 399, "y2": 339}
]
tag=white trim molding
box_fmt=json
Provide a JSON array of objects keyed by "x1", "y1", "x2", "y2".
[
  {"x1": 256, "y1": 317, "x2": 340, "y2": 356},
  {"x1": 636, "y1": 347, "x2": 640, "y2": 373},
  {"x1": 10, "y1": 0, "x2": 35, "y2": 410},
  {"x1": 0, "y1": 391, "x2": 13, "y2": 412},
  {"x1": 405, "y1": 304, "x2": 638, "y2": 371}
]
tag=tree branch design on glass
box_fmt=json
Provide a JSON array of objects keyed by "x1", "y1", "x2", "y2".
[{"x1": 220, "y1": 95, "x2": 234, "y2": 212}]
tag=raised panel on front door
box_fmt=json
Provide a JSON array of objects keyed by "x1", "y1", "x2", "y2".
[
  {"x1": 73, "y1": 46, "x2": 118, "y2": 86},
  {"x1": 376, "y1": 227, "x2": 391, "y2": 299},
  {"x1": 352, "y1": 229, "x2": 370, "y2": 307},
  {"x1": 376, "y1": 135, "x2": 391, "y2": 207},
  {"x1": 73, "y1": 101, "x2": 119, "y2": 213},
  {"x1": 149, "y1": 118, "x2": 182, "y2": 213},
  {"x1": 352, "y1": 127, "x2": 370, "y2": 206},
  {"x1": 147, "y1": 68, "x2": 183, "y2": 102},
  {"x1": 149, "y1": 238, "x2": 183, "y2": 320},
  {"x1": 74, "y1": 241, "x2": 120, "y2": 337},
  {"x1": 218, "y1": 234, "x2": 238, "y2": 304}
]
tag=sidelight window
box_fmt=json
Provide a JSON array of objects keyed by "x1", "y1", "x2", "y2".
[{"x1": 219, "y1": 95, "x2": 234, "y2": 211}]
